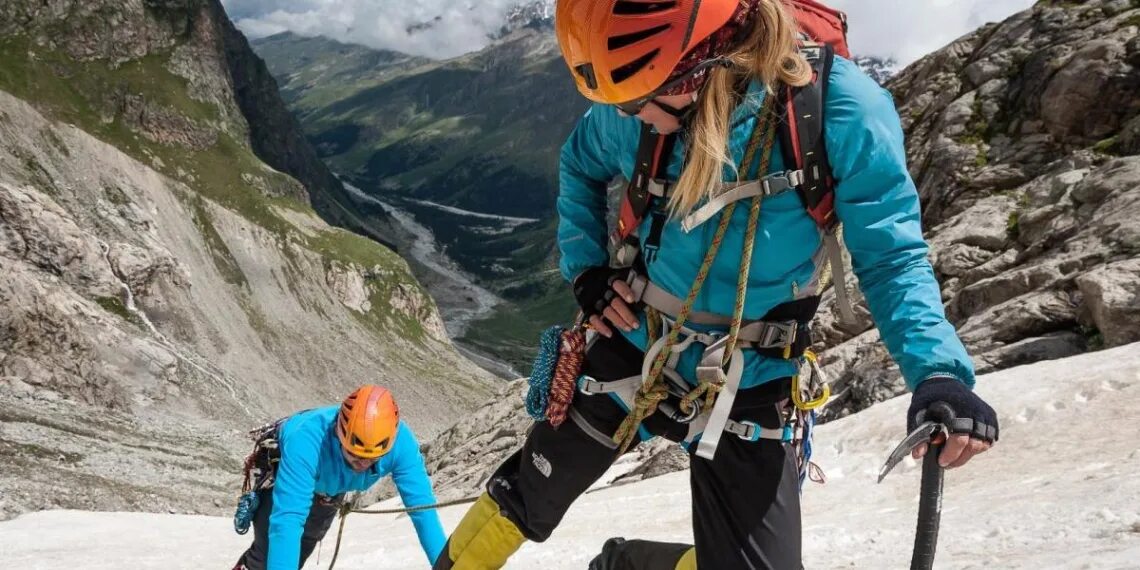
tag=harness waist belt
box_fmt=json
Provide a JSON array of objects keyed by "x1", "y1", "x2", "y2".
[
  {"x1": 577, "y1": 375, "x2": 800, "y2": 444},
  {"x1": 632, "y1": 277, "x2": 810, "y2": 354}
]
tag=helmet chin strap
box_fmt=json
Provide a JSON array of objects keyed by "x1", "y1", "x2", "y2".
[{"x1": 653, "y1": 95, "x2": 697, "y2": 124}]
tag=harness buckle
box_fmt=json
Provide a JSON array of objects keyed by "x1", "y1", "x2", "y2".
[
  {"x1": 729, "y1": 420, "x2": 763, "y2": 442},
  {"x1": 695, "y1": 365, "x2": 728, "y2": 385},
  {"x1": 759, "y1": 321, "x2": 798, "y2": 349},
  {"x1": 659, "y1": 399, "x2": 702, "y2": 424},
  {"x1": 577, "y1": 375, "x2": 605, "y2": 396},
  {"x1": 725, "y1": 419, "x2": 800, "y2": 443},
  {"x1": 787, "y1": 169, "x2": 805, "y2": 187},
  {"x1": 625, "y1": 271, "x2": 649, "y2": 304},
  {"x1": 695, "y1": 334, "x2": 732, "y2": 385}
]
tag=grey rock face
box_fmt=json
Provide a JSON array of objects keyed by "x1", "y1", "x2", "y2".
[
  {"x1": 1077, "y1": 259, "x2": 1140, "y2": 348},
  {"x1": 812, "y1": 0, "x2": 1140, "y2": 418}
]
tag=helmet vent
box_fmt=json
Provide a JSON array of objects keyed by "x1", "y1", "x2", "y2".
[
  {"x1": 608, "y1": 24, "x2": 672, "y2": 51},
  {"x1": 613, "y1": 1, "x2": 677, "y2": 15},
  {"x1": 610, "y1": 48, "x2": 660, "y2": 84},
  {"x1": 574, "y1": 63, "x2": 599, "y2": 89}
]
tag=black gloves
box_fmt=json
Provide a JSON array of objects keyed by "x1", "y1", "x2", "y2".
[
  {"x1": 572, "y1": 266, "x2": 635, "y2": 317},
  {"x1": 907, "y1": 377, "x2": 999, "y2": 443}
]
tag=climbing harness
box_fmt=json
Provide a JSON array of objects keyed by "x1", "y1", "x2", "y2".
[
  {"x1": 525, "y1": 93, "x2": 836, "y2": 475},
  {"x1": 610, "y1": 96, "x2": 782, "y2": 458}
]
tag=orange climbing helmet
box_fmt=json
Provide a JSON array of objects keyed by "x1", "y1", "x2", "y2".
[
  {"x1": 336, "y1": 385, "x2": 399, "y2": 459},
  {"x1": 555, "y1": 0, "x2": 740, "y2": 104}
]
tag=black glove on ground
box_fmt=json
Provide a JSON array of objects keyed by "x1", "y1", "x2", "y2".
[{"x1": 907, "y1": 376, "x2": 999, "y2": 443}]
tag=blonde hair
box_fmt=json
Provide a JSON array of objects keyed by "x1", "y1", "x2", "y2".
[{"x1": 668, "y1": 0, "x2": 812, "y2": 217}]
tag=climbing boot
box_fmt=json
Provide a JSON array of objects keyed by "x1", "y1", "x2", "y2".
[{"x1": 588, "y1": 537, "x2": 696, "y2": 570}]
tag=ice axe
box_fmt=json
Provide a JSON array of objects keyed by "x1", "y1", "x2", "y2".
[{"x1": 878, "y1": 402, "x2": 956, "y2": 570}]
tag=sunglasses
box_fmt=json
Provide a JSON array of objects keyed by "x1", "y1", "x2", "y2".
[{"x1": 614, "y1": 58, "x2": 732, "y2": 116}]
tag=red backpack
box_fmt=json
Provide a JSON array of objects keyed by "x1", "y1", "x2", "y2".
[{"x1": 790, "y1": 0, "x2": 850, "y2": 58}]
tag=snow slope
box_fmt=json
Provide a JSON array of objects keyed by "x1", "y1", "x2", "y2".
[{"x1": 2, "y1": 344, "x2": 1139, "y2": 569}]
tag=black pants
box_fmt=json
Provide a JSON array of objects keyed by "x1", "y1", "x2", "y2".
[
  {"x1": 235, "y1": 490, "x2": 343, "y2": 570},
  {"x1": 489, "y1": 334, "x2": 802, "y2": 569}
]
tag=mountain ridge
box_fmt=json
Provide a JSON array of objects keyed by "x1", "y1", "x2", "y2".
[{"x1": 0, "y1": 0, "x2": 495, "y2": 520}]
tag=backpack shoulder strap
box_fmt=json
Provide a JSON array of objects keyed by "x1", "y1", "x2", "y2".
[
  {"x1": 615, "y1": 123, "x2": 677, "y2": 241},
  {"x1": 778, "y1": 43, "x2": 838, "y2": 233},
  {"x1": 779, "y1": 44, "x2": 860, "y2": 326}
]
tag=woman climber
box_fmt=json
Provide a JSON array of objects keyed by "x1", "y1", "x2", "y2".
[
  {"x1": 434, "y1": 0, "x2": 999, "y2": 568},
  {"x1": 232, "y1": 385, "x2": 445, "y2": 569}
]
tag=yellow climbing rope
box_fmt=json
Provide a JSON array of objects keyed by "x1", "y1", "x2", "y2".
[{"x1": 612, "y1": 99, "x2": 778, "y2": 454}]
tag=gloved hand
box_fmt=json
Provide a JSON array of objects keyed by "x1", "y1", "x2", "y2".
[
  {"x1": 572, "y1": 266, "x2": 641, "y2": 338},
  {"x1": 907, "y1": 376, "x2": 998, "y2": 468}
]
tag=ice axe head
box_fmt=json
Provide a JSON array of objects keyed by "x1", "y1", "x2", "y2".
[{"x1": 878, "y1": 402, "x2": 956, "y2": 483}]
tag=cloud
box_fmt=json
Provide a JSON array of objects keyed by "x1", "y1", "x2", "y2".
[
  {"x1": 223, "y1": 0, "x2": 1038, "y2": 65},
  {"x1": 828, "y1": 0, "x2": 1037, "y2": 65},
  {"x1": 221, "y1": 0, "x2": 524, "y2": 59}
]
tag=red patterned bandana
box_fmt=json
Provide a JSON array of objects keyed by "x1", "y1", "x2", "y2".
[{"x1": 659, "y1": 0, "x2": 763, "y2": 96}]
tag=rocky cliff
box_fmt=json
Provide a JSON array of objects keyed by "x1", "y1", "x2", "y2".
[
  {"x1": 0, "y1": 0, "x2": 495, "y2": 519},
  {"x1": 816, "y1": 0, "x2": 1140, "y2": 418}
]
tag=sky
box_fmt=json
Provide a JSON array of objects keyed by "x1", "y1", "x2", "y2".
[
  {"x1": 221, "y1": 0, "x2": 524, "y2": 58},
  {"x1": 829, "y1": 0, "x2": 1037, "y2": 65},
  {"x1": 221, "y1": 0, "x2": 1037, "y2": 64}
]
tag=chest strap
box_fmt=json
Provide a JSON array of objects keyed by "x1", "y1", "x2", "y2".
[{"x1": 680, "y1": 170, "x2": 805, "y2": 233}]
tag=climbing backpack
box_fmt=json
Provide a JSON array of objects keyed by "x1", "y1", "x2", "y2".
[
  {"x1": 232, "y1": 415, "x2": 289, "y2": 535},
  {"x1": 614, "y1": 0, "x2": 858, "y2": 324}
]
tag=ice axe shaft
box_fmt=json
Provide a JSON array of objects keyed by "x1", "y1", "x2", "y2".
[
  {"x1": 911, "y1": 440, "x2": 944, "y2": 570},
  {"x1": 878, "y1": 421, "x2": 947, "y2": 570}
]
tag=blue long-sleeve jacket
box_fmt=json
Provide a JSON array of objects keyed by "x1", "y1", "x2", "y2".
[
  {"x1": 267, "y1": 406, "x2": 445, "y2": 569},
  {"x1": 556, "y1": 56, "x2": 974, "y2": 398}
]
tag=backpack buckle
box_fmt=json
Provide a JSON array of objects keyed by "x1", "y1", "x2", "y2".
[{"x1": 760, "y1": 170, "x2": 806, "y2": 195}]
